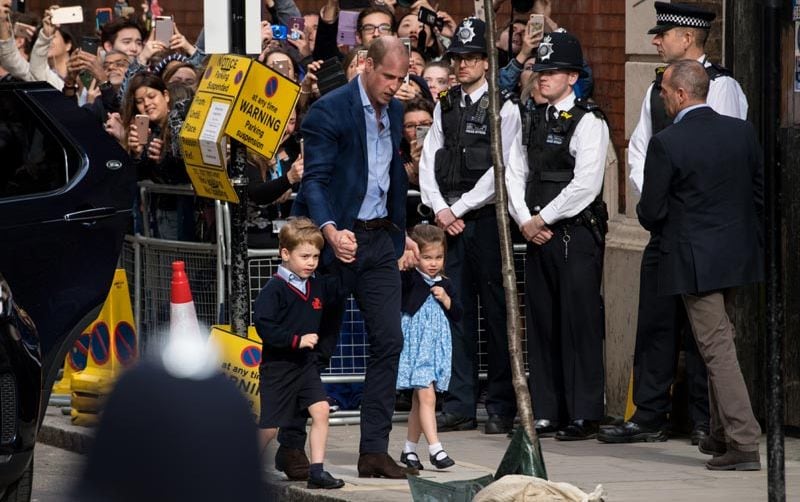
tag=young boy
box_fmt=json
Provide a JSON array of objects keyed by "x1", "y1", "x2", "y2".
[{"x1": 253, "y1": 217, "x2": 343, "y2": 490}]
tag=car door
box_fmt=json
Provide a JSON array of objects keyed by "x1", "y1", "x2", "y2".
[{"x1": 0, "y1": 82, "x2": 136, "y2": 392}]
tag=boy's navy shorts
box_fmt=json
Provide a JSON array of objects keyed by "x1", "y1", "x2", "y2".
[{"x1": 259, "y1": 359, "x2": 326, "y2": 428}]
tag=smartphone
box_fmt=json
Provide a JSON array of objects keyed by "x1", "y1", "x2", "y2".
[
  {"x1": 474, "y1": 0, "x2": 486, "y2": 22},
  {"x1": 271, "y1": 24, "x2": 288, "y2": 41},
  {"x1": 529, "y1": 14, "x2": 545, "y2": 38},
  {"x1": 51, "y1": 6, "x2": 84, "y2": 25},
  {"x1": 336, "y1": 10, "x2": 359, "y2": 46},
  {"x1": 417, "y1": 6, "x2": 444, "y2": 31},
  {"x1": 95, "y1": 8, "x2": 112, "y2": 31},
  {"x1": 400, "y1": 37, "x2": 411, "y2": 84},
  {"x1": 80, "y1": 36, "x2": 100, "y2": 56},
  {"x1": 415, "y1": 125, "x2": 430, "y2": 143},
  {"x1": 299, "y1": 137, "x2": 304, "y2": 158},
  {"x1": 271, "y1": 60, "x2": 290, "y2": 78},
  {"x1": 356, "y1": 49, "x2": 368, "y2": 69},
  {"x1": 154, "y1": 16, "x2": 174, "y2": 45},
  {"x1": 134, "y1": 114, "x2": 150, "y2": 145},
  {"x1": 288, "y1": 16, "x2": 305, "y2": 40}
]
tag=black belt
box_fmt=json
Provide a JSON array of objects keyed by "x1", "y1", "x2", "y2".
[{"x1": 353, "y1": 218, "x2": 395, "y2": 231}]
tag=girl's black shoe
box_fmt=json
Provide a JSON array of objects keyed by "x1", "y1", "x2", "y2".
[
  {"x1": 429, "y1": 450, "x2": 455, "y2": 469},
  {"x1": 400, "y1": 451, "x2": 424, "y2": 470}
]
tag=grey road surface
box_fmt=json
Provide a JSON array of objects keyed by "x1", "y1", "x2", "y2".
[{"x1": 31, "y1": 443, "x2": 84, "y2": 502}]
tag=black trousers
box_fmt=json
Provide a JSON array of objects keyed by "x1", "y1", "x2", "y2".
[
  {"x1": 526, "y1": 224, "x2": 605, "y2": 422},
  {"x1": 277, "y1": 227, "x2": 403, "y2": 454},
  {"x1": 631, "y1": 236, "x2": 709, "y2": 429},
  {"x1": 442, "y1": 215, "x2": 516, "y2": 418}
]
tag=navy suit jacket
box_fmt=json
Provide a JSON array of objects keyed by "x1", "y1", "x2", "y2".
[
  {"x1": 636, "y1": 106, "x2": 764, "y2": 296},
  {"x1": 293, "y1": 77, "x2": 408, "y2": 264}
]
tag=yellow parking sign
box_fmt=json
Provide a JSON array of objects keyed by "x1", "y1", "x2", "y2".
[
  {"x1": 225, "y1": 62, "x2": 300, "y2": 160},
  {"x1": 179, "y1": 54, "x2": 300, "y2": 203}
]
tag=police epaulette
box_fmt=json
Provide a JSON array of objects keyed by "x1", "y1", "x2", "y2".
[
  {"x1": 574, "y1": 98, "x2": 607, "y2": 120},
  {"x1": 705, "y1": 61, "x2": 732, "y2": 80},
  {"x1": 500, "y1": 88, "x2": 519, "y2": 104}
]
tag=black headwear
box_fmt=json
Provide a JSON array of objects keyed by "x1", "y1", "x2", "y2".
[{"x1": 648, "y1": 2, "x2": 716, "y2": 35}]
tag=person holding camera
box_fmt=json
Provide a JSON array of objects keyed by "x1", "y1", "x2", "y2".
[
  {"x1": 506, "y1": 32, "x2": 609, "y2": 441},
  {"x1": 419, "y1": 17, "x2": 520, "y2": 436}
]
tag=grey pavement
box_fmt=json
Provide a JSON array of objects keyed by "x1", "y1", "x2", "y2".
[{"x1": 39, "y1": 404, "x2": 800, "y2": 501}]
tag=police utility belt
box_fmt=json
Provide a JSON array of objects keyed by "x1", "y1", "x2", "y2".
[{"x1": 532, "y1": 199, "x2": 609, "y2": 246}]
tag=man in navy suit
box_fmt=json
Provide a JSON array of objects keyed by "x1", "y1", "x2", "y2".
[
  {"x1": 637, "y1": 60, "x2": 763, "y2": 471},
  {"x1": 285, "y1": 36, "x2": 419, "y2": 479}
]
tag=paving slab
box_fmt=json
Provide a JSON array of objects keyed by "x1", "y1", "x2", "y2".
[{"x1": 41, "y1": 405, "x2": 800, "y2": 501}]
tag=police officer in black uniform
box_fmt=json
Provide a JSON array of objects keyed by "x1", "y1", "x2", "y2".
[
  {"x1": 419, "y1": 17, "x2": 521, "y2": 435},
  {"x1": 507, "y1": 32, "x2": 610, "y2": 440},
  {"x1": 599, "y1": 2, "x2": 748, "y2": 445}
]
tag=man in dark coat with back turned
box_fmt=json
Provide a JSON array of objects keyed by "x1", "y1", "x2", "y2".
[{"x1": 636, "y1": 60, "x2": 763, "y2": 471}]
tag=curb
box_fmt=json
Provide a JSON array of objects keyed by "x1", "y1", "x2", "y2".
[{"x1": 38, "y1": 406, "x2": 94, "y2": 455}]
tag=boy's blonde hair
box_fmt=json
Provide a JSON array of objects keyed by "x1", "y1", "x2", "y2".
[{"x1": 278, "y1": 217, "x2": 324, "y2": 252}]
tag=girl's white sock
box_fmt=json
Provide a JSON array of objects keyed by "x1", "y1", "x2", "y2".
[
  {"x1": 428, "y1": 442, "x2": 447, "y2": 460},
  {"x1": 404, "y1": 440, "x2": 417, "y2": 454}
]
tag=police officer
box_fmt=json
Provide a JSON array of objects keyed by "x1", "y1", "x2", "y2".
[
  {"x1": 599, "y1": 2, "x2": 748, "y2": 444},
  {"x1": 507, "y1": 31, "x2": 609, "y2": 441},
  {"x1": 419, "y1": 17, "x2": 520, "y2": 435}
]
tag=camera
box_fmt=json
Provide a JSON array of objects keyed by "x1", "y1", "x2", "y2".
[
  {"x1": 417, "y1": 7, "x2": 444, "y2": 31},
  {"x1": 271, "y1": 25, "x2": 288, "y2": 41}
]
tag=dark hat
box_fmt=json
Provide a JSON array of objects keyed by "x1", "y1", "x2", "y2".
[
  {"x1": 532, "y1": 32, "x2": 586, "y2": 77},
  {"x1": 648, "y1": 2, "x2": 715, "y2": 35},
  {"x1": 447, "y1": 17, "x2": 487, "y2": 55}
]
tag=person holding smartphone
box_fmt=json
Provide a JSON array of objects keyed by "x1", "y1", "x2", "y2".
[
  {"x1": 418, "y1": 17, "x2": 521, "y2": 436},
  {"x1": 122, "y1": 73, "x2": 195, "y2": 241}
]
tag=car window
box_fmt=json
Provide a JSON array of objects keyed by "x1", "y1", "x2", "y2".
[{"x1": 0, "y1": 92, "x2": 71, "y2": 199}]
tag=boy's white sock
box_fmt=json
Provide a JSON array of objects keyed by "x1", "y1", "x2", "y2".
[
  {"x1": 404, "y1": 440, "x2": 417, "y2": 454},
  {"x1": 429, "y1": 442, "x2": 446, "y2": 460}
]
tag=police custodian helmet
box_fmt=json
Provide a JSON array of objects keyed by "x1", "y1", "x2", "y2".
[
  {"x1": 447, "y1": 17, "x2": 488, "y2": 55},
  {"x1": 532, "y1": 31, "x2": 587, "y2": 77}
]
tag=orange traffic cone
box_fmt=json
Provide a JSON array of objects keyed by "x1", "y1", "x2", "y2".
[{"x1": 161, "y1": 261, "x2": 218, "y2": 379}]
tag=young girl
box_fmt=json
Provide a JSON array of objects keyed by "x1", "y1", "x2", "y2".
[{"x1": 397, "y1": 224, "x2": 462, "y2": 470}]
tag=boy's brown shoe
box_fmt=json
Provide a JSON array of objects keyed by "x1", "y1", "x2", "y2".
[
  {"x1": 275, "y1": 445, "x2": 310, "y2": 480},
  {"x1": 705, "y1": 447, "x2": 761, "y2": 471}
]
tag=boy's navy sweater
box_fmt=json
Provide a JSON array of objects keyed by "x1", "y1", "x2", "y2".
[{"x1": 253, "y1": 274, "x2": 334, "y2": 362}]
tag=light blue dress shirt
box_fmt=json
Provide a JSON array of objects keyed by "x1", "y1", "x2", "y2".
[
  {"x1": 674, "y1": 103, "x2": 710, "y2": 123},
  {"x1": 356, "y1": 76, "x2": 391, "y2": 220},
  {"x1": 277, "y1": 265, "x2": 308, "y2": 292}
]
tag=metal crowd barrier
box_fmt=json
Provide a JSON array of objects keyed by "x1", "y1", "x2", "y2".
[{"x1": 122, "y1": 182, "x2": 530, "y2": 393}]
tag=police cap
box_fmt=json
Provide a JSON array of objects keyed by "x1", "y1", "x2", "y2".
[{"x1": 648, "y1": 2, "x2": 715, "y2": 35}]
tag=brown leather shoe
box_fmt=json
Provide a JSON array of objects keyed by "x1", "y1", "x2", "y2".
[
  {"x1": 698, "y1": 435, "x2": 727, "y2": 457},
  {"x1": 705, "y1": 447, "x2": 761, "y2": 471},
  {"x1": 358, "y1": 452, "x2": 419, "y2": 478},
  {"x1": 275, "y1": 445, "x2": 309, "y2": 481}
]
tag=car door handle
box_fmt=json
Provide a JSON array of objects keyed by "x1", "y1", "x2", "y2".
[{"x1": 63, "y1": 207, "x2": 117, "y2": 222}]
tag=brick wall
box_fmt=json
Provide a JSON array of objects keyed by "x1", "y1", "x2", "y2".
[{"x1": 549, "y1": 0, "x2": 626, "y2": 158}]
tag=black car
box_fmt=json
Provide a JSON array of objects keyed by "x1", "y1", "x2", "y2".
[{"x1": 0, "y1": 82, "x2": 135, "y2": 500}]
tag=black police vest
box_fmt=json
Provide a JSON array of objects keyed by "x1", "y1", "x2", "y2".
[
  {"x1": 650, "y1": 62, "x2": 732, "y2": 135},
  {"x1": 522, "y1": 100, "x2": 605, "y2": 211},
  {"x1": 433, "y1": 86, "x2": 492, "y2": 202}
]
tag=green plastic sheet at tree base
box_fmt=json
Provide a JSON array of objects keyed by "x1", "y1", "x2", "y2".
[
  {"x1": 408, "y1": 474, "x2": 495, "y2": 502},
  {"x1": 494, "y1": 427, "x2": 548, "y2": 480},
  {"x1": 408, "y1": 428, "x2": 548, "y2": 501}
]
